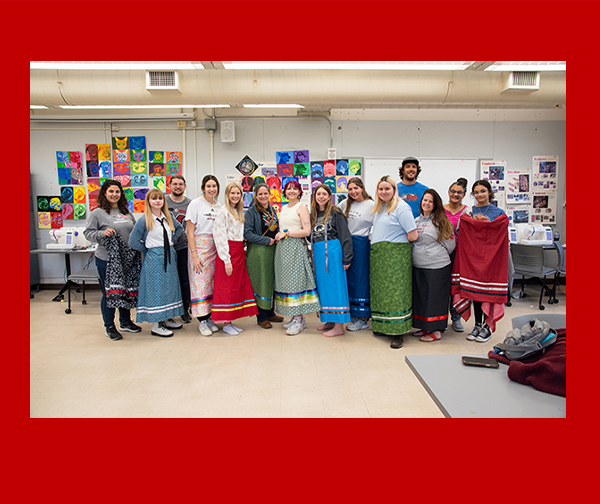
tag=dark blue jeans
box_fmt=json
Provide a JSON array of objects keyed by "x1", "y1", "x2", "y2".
[
  {"x1": 175, "y1": 247, "x2": 191, "y2": 312},
  {"x1": 257, "y1": 306, "x2": 276, "y2": 323},
  {"x1": 95, "y1": 257, "x2": 133, "y2": 329}
]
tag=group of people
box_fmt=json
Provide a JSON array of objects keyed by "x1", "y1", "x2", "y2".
[{"x1": 84, "y1": 156, "x2": 509, "y2": 349}]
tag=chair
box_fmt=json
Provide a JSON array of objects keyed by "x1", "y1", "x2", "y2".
[
  {"x1": 510, "y1": 243, "x2": 558, "y2": 310},
  {"x1": 511, "y1": 313, "x2": 566, "y2": 330},
  {"x1": 66, "y1": 268, "x2": 99, "y2": 314}
]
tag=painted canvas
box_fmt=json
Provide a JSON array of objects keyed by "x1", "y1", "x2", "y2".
[
  {"x1": 149, "y1": 163, "x2": 165, "y2": 176},
  {"x1": 152, "y1": 176, "x2": 166, "y2": 192},
  {"x1": 129, "y1": 136, "x2": 146, "y2": 150},
  {"x1": 276, "y1": 151, "x2": 294, "y2": 165},
  {"x1": 112, "y1": 137, "x2": 129, "y2": 150},
  {"x1": 323, "y1": 160, "x2": 336, "y2": 176},
  {"x1": 99, "y1": 161, "x2": 112, "y2": 178},
  {"x1": 294, "y1": 150, "x2": 309, "y2": 164},
  {"x1": 166, "y1": 151, "x2": 181, "y2": 164},
  {"x1": 98, "y1": 143, "x2": 111, "y2": 161},
  {"x1": 149, "y1": 151, "x2": 165, "y2": 163},
  {"x1": 131, "y1": 173, "x2": 148, "y2": 187},
  {"x1": 62, "y1": 203, "x2": 74, "y2": 220},
  {"x1": 73, "y1": 186, "x2": 86, "y2": 203},
  {"x1": 60, "y1": 186, "x2": 74, "y2": 203},
  {"x1": 50, "y1": 212, "x2": 63, "y2": 229},
  {"x1": 74, "y1": 203, "x2": 86, "y2": 220},
  {"x1": 114, "y1": 174, "x2": 131, "y2": 187},
  {"x1": 336, "y1": 159, "x2": 349, "y2": 175},
  {"x1": 38, "y1": 212, "x2": 51, "y2": 229},
  {"x1": 349, "y1": 158, "x2": 361, "y2": 175}
]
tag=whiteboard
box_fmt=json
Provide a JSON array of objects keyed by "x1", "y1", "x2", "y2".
[{"x1": 363, "y1": 158, "x2": 479, "y2": 208}]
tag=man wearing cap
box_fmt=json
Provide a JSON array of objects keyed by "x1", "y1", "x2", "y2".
[{"x1": 397, "y1": 156, "x2": 429, "y2": 218}]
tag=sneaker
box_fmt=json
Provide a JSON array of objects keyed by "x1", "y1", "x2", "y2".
[
  {"x1": 286, "y1": 319, "x2": 305, "y2": 335},
  {"x1": 283, "y1": 318, "x2": 295, "y2": 329},
  {"x1": 467, "y1": 323, "x2": 482, "y2": 341},
  {"x1": 181, "y1": 311, "x2": 192, "y2": 324},
  {"x1": 207, "y1": 319, "x2": 220, "y2": 333},
  {"x1": 119, "y1": 321, "x2": 142, "y2": 333},
  {"x1": 165, "y1": 318, "x2": 183, "y2": 330},
  {"x1": 476, "y1": 324, "x2": 492, "y2": 343},
  {"x1": 198, "y1": 321, "x2": 213, "y2": 336},
  {"x1": 151, "y1": 322, "x2": 174, "y2": 338},
  {"x1": 105, "y1": 325, "x2": 123, "y2": 341},
  {"x1": 230, "y1": 323, "x2": 243, "y2": 333},
  {"x1": 347, "y1": 318, "x2": 370, "y2": 331},
  {"x1": 451, "y1": 319, "x2": 464, "y2": 332},
  {"x1": 223, "y1": 324, "x2": 240, "y2": 335}
]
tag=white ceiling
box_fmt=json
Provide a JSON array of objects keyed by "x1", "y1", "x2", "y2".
[{"x1": 29, "y1": 61, "x2": 566, "y2": 120}]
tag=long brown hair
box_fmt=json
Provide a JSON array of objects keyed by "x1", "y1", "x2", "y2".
[
  {"x1": 344, "y1": 177, "x2": 373, "y2": 218},
  {"x1": 310, "y1": 184, "x2": 342, "y2": 226},
  {"x1": 97, "y1": 179, "x2": 130, "y2": 215},
  {"x1": 421, "y1": 189, "x2": 453, "y2": 242}
]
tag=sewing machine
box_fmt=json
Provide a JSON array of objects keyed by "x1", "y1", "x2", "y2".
[
  {"x1": 508, "y1": 224, "x2": 554, "y2": 246},
  {"x1": 46, "y1": 227, "x2": 92, "y2": 249}
]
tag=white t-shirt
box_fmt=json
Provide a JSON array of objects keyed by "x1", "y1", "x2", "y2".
[
  {"x1": 338, "y1": 198, "x2": 375, "y2": 237},
  {"x1": 185, "y1": 196, "x2": 222, "y2": 235},
  {"x1": 371, "y1": 199, "x2": 417, "y2": 244}
]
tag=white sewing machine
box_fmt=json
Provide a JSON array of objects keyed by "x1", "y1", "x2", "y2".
[
  {"x1": 46, "y1": 227, "x2": 92, "y2": 250},
  {"x1": 508, "y1": 224, "x2": 554, "y2": 246}
]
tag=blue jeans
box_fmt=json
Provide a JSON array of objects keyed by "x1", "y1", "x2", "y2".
[{"x1": 95, "y1": 257, "x2": 133, "y2": 329}]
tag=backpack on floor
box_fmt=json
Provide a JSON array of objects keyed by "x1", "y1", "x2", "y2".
[{"x1": 493, "y1": 318, "x2": 558, "y2": 361}]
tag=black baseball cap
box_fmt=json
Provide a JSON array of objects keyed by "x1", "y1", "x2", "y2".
[{"x1": 402, "y1": 156, "x2": 420, "y2": 167}]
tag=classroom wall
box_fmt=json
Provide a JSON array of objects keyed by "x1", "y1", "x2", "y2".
[{"x1": 30, "y1": 117, "x2": 566, "y2": 283}]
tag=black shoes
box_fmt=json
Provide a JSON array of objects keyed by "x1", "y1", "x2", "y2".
[
  {"x1": 105, "y1": 325, "x2": 123, "y2": 341},
  {"x1": 119, "y1": 321, "x2": 142, "y2": 333},
  {"x1": 181, "y1": 311, "x2": 192, "y2": 324}
]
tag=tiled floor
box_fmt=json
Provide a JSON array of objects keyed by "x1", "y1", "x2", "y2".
[{"x1": 30, "y1": 281, "x2": 566, "y2": 418}]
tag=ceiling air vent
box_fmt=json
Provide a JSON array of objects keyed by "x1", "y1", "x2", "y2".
[
  {"x1": 146, "y1": 70, "x2": 179, "y2": 90},
  {"x1": 503, "y1": 71, "x2": 540, "y2": 91}
]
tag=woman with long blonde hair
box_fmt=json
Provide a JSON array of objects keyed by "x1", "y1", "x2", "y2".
[
  {"x1": 338, "y1": 177, "x2": 375, "y2": 331},
  {"x1": 370, "y1": 176, "x2": 418, "y2": 349},
  {"x1": 128, "y1": 188, "x2": 185, "y2": 337},
  {"x1": 211, "y1": 182, "x2": 258, "y2": 334}
]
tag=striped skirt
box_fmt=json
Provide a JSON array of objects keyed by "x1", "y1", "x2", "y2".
[
  {"x1": 274, "y1": 237, "x2": 320, "y2": 317},
  {"x1": 188, "y1": 234, "x2": 216, "y2": 317},
  {"x1": 370, "y1": 241, "x2": 412, "y2": 335},
  {"x1": 347, "y1": 235, "x2": 371, "y2": 318},
  {"x1": 313, "y1": 239, "x2": 351, "y2": 323},
  {"x1": 246, "y1": 242, "x2": 276, "y2": 311},
  {"x1": 136, "y1": 246, "x2": 184, "y2": 323},
  {"x1": 412, "y1": 264, "x2": 452, "y2": 332},
  {"x1": 211, "y1": 240, "x2": 258, "y2": 321}
]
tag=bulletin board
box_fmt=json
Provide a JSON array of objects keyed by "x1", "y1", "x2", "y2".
[{"x1": 363, "y1": 157, "x2": 478, "y2": 208}]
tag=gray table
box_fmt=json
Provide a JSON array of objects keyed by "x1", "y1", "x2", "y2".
[{"x1": 405, "y1": 354, "x2": 566, "y2": 418}]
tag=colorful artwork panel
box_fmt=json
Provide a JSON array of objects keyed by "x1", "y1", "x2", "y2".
[
  {"x1": 37, "y1": 196, "x2": 50, "y2": 212},
  {"x1": 311, "y1": 177, "x2": 324, "y2": 190},
  {"x1": 276, "y1": 151, "x2": 294, "y2": 165},
  {"x1": 134, "y1": 188, "x2": 149, "y2": 201},
  {"x1": 123, "y1": 188, "x2": 134, "y2": 201},
  {"x1": 130, "y1": 161, "x2": 147, "y2": 174},
  {"x1": 60, "y1": 186, "x2": 74, "y2": 203},
  {"x1": 241, "y1": 176, "x2": 254, "y2": 192},
  {"x1": 38, "y1": 212, "x2": 51, "y2": 229},
  {"x1": 57, "y1": 168, "x2": 71, "y2": 185},
  {"x1": 89, "y1": 194, "x2": 99, "y2": 212},
  {"x1": 262, "y1": 166, "x2": 277, "y2": 177},
  {"x1": 349, "y1": 159, "x2": 361, "y2": 175},
  {"x1": 70, "y1": 161, "x2": 83, "y2": 185},
  {"x1": 62, "y1": 203, "x2": 74, "y2": 220},
  {"x1": 336, "y1": 194, "x2": 348, "y2": 206},
  {"x1": 112, "y1": 137, "x2": 129, "y2": 150},
  {"x1": 86, "y1": 160, "x2": 99, "y2": 177},
  {"x1": 149, "y1": 163, "x2": 165, "y2": 176},
  {"x1": 267, "y1": 176, "x2": 281, "y2": 190},
  {"x1": 99, "y1": 161, "x2": 112, "y2": 177},
  {"x1": 73, "y1": 186, "x2": 86, "y2": 203},
  {"x1": 85, "y1": 144, "x2": 99, "y2": 161},
  {"x1": 128, "y1": 136, "x2": 146, "y2": 150},
  {"x1": 253, "y1": 175, "x2": 266, "y2": 188},
  {"x1": 294, "y1": 150, "x2": 309, "y2": 164},
  {"x1": 153, "y1": 176, "x2": 166, "y2": 192},
  {"x1": 324, "y1": 177, "x2": 336, "y2": 192},
  {"x1": 131, "y1": 149, "x2": 146, "y2": 162},
  {"x1": 114, "y1": 174, "x2": 131, "y2": 187},
  {"x1": 50, "y1": 212, "x2": 63, "y2": 229},
  {"x1": 87, "y1": 178, "x2": 101, "y2": 195},
  {"x1": 56, "y1": 151, "x2": 70, "y2": 165},
  {"x1": 48, "y1": 196, "x2": 62, "y2": 212},
  {"x1": 166, "y1": 164, "x2": 181, "y2": 176},
  {"x1": 98, "y1": 144, "x2": 111, "y2": 161},
  {"x1": 323, "y1": 160, "x2": 336, "y2": 176},
  {"x1": 336, "y1": 159, "x2": 349, "y2": 175},
  {"x1": 74, "y1": 203, "x2": 86, "y2": 220},
  {"x1": 277, "y1": 164, "x2": 294, "y2": 177},
  {"x1": 243, "y1": 192, "x2": 254, "y2": 208},
  {"x1": 114, "y1": 162, "x2": 131, "y2": 175},
  {"x1": 134, "y1": 200, "x2": 145, "y2": 213},
  {"x1": 336, "y1": 176, "x2": 348, "y2": 193},
  {"x1": 294, "y1": 163, "x2": 309, "y2": 176},
  {"x1": 113, "y1": 149, "x2": 130, "y2": 164},
  {"x1": 270, "y1": 189, "x2": 281, "y2": 203},
  {"x1": 310, "y1": 162, "x2": 323, "y2": 178},
  {"x1": 166, "y1": 151, "x2": 181, "y2": 164},
  {"x1": 131, "y1": 173, "x2": 148, "y2": 187},
  {"x1": 271, "y1": 202, "x2": 282, "y2": 215},
  {"x1": 127, "y1": 201, "x2": 135, "y2": 213},
  {"x1": 149, "y1": 151, "x2": 165, "y2": 163}
]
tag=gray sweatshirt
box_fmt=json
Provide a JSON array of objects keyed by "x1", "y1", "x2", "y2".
[
  {"x1": 411, "y1": 214, "x2": 455, "y2": 269},
  {"x1": 84, "y1": 207, "x2": 137, "y2": 261}
]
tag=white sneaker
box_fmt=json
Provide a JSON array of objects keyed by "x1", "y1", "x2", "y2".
[
  {"x1": 230, "y1": 323, "x2": 243, "y2": 333},
  {"x1": 286, "y1": 319, "x2": 305, "y2": 335},
  {"x1": 347, "y1": 318, "x2": 370, "y2": 331},
  {"x1": 165, "y1": 318, "x2": 183, "y2": 330},
  {"x1": 151, "y1": 322, "x2": 174, "y2": 337},
  {"x1": 223, "y1": 324, "x2": 240, "y2": 335},
  {"x1": 208, "y1": 319, "x2": 219, "y2": 333},
  {"x1": 198, "y1": 321, "x2": 213, "y2": 336},
  {"x1": 283, "y1": 318, "x2": 295, "y2": 328}
]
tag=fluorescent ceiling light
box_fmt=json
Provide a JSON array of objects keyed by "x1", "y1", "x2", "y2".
[
  {"x1": 485, "y1": 61, "x2": 566, "y2": 71},
  {"x1": 30, "y1": 61, "x2": 205, "y2": 70},
  {"x1": 225, "y1": 61, "x2": 473, "y2": 71},
  {"x1": 59, "y1": 104, "x2": 230, "y2": 109},
  {"x1": 243, "y1": 104, "x2": 305, "y2": 108},
  {"x1": 30, "y1": 105, "x2": 48, "y2": 109}
]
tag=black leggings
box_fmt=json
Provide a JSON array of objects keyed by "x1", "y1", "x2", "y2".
[{"x1": 473, "y1": 301, "x2": 485, "y2": 325}]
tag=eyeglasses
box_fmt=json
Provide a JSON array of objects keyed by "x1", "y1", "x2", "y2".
[{"x1": 449, "y1": 189, "x2": 464, "y2": 195}]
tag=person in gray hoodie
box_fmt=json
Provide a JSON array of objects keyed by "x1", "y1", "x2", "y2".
[{"x1": 411, "y1": 189, "x2": 455, "y2": 342}]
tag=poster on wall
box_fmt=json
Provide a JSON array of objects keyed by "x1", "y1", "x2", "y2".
[
  {"x1": 531, "y1": 191, "x2": 557, "y2": 224},
  {"x1": 532, "y1": 155, "x2": 558, "y2": 189},
  {"x1": 505, "y1": 205, "x2": 532, "y2": 227},
  {"x1": 480, "y1": 160, "x2": 507, "y2": 209},
  {"x1": 505, "y1": 169, "x2": 531, "y2": 204}
]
